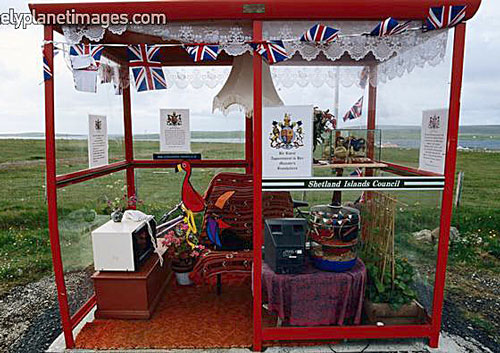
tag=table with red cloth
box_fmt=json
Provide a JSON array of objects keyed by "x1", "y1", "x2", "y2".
[{"x1": 262, "y1": 258, "x2": 366, "y2": 326}]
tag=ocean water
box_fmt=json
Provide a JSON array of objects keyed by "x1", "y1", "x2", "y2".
[
  {"x1": 384, "y1": 138, "x2": 500, "y2": 150},
  {"x1": 0, "y1": 136, "x2": 498, "y2": 150}
]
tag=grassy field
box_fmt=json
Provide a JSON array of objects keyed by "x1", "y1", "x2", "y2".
[{"x1": 0, "y1": 138, "x2": 499, "y2": 295}]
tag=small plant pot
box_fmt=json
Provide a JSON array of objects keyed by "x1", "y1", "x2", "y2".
[
  {"x1": 364, "y1": 299, "x2": 427, "y2": 325},
  {"x1": 111, "y1": 210, "x2": 124, "y2": 222},
  {"x1": 174, "y1": 271, "x2": 193, "y2": 286}
]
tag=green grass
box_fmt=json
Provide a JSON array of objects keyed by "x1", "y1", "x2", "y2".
[{"x1": 0, "y1": 138, "x2": 499, "y2": 295}]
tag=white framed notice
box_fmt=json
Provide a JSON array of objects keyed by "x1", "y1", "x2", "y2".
[
  {"x1": 159, "y1": 109, "x2": 190, "y2": 152},
  {"x1": 88, "y1": 114, "x2": 108, "y2": 168},
  {"x1": 262, "y1": 105, "x2": 314, "y2": 179},
  {"x1": 419, "y1": 108, "x2": 449, "y2": 174}
]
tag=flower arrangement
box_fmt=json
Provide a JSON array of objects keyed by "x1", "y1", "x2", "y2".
[
  {"x1": 161, "y1": 222, "x2": 205, "y2": 264},
  {"x1": 313, "y1": 107, "x2": 336, "y2": 152},
  {"x1": 104, "y1": 181, "x2": 143, "y2": 222}
]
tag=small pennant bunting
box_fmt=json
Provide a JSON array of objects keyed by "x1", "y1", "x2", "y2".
[
  {"x1": 184, "y1": 44, "x2": 220, "y2": 62},
  {"x1": 301, "y1": 24, "x2": 339, "y2": 44},
  {"x1": 425, "y1": 5, "x2": 467, "y2": 31},
  {"x1": 343, "y1": 96, "x2": 363, "y2": 122},
  {"x1": 69, "y1": 44, "x2": 104, "y2": 65},
  {"x1": 43, "y1": 52, "x2": 52, "y2": 82},
  {"x1": 127, "y1": 44, "x2": 167, "y2": 92},
  {"x1": 369, "y1": 18, "x2": 411, "y2": 36},
  {"x1": 250, "y1": 40, "x2": 288, "y2": 64}
]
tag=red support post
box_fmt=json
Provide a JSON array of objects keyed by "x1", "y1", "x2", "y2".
[
  {"x1": 429, "y1": 23, "x2": 467, "y2": 348},
  {"x1": 252, "y1": 20, "x2": 263, "y2": 352},
  {"x1": 43, "y1": 25, "x2": 75, "y2": 348},
  {"x1": 366, "y1": 65, "x2": 377, "y2": 177},
  {"x1": 245, "y1": 114, "x2": 253, "y2": 174},
  {"x1": 123, "y1": 77, "x2": 136, "y2": 207}
]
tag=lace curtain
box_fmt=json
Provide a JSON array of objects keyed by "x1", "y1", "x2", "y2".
[{"x1": 62, "y1": 20, "x2": 449, "y2": 88}]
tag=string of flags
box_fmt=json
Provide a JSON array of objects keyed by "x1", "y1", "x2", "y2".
[{"x1": 42, "y1": 5, "x2": 467, "y2": 92}]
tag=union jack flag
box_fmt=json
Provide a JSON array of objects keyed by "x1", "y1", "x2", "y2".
[
  {"x1": 69, "y1": 44, "x2": 104, "y2": 65},
  {"x1": 301, "y1": 24, "x2": 339, "y2": 44},
  {"x1": 184, "y1": 44, "x2": 220, "y2": 62},
  {"x1": 250, "y1": 40, "x2": 288, "y2": 64},
  {"x1": 425, "y1": 5, "x2": 467, "y2": 31},
  {"x1": 369, "y1": 18, "x2": 411, "y2": 36},
  {"x1": 127, "y1": 44, "x2": 167, "y2": 92},
  {"x1": 43, "y1": 52, "x2": 52, "y2": 81},
  {"x1": 343, "y1": 96, "x2": 363, "y2": 122},
  {"x1": 350, "y1": 167, "x2": 363, "y2": 177}
]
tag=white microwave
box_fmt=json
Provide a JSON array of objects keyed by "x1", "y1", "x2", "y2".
[{"x1": 91, "y1": 217, "x2": 156, "y2": 271}]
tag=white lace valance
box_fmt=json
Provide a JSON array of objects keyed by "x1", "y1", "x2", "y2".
[
  {"x1": 161, "y1": 66, "x2": 369, "y2": 90},
  {"x1": 63, "y1": 20, "x2": 448, "y2": 87}
]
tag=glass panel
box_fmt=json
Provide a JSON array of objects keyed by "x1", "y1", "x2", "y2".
[
  {"x1": 131, "y1": 67, "x2": 245, "y2": 161},
  {"x1": 135, "y1": 167, "x2": 246, "y2": 221},
  {"x1": 261, "y1": 190, "x2": 439, "y2": 327},
  {"x1": 53, "y1": 53, "x2": 125, "y2": 175},
  {"x1": 58, "y1": 171, "x2": 126, "y2": 315}
]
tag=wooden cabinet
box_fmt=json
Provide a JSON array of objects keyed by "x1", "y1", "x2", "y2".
[{"x1": 92, "y1": 253, "x2": 171, "y2": 319}]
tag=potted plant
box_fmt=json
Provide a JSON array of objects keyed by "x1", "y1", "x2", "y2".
[
  {"x1": 161, "y1": 222, "x2": 205, "y2": 285},
  {"x1": 104, "y1": 183, "x2": 141, "y2": 222},
  {"x1": 364, "y1": 257, "x2": 426, "y2": 324}
]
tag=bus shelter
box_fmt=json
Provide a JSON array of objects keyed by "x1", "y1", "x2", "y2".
[{"x1": 29, "y1": 0, "x2": 481, "y2": 350}]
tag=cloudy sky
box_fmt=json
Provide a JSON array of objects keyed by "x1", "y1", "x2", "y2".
[{"x1": 0, "y1": 0, "x2": 498, "y2": 135}]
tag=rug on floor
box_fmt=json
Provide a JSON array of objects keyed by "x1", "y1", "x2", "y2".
[{"x1": 76, "y1": 276, "x2": 253, "y2": 350}]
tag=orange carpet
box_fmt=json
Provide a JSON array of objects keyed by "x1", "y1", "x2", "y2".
[{"x1": 76, "y1": 276, "x2": 254, "y2": 350}]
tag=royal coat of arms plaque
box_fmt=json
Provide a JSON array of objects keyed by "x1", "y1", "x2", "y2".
[{"x1": 263, "y1": 105, "x2": 313, "y2": 178}]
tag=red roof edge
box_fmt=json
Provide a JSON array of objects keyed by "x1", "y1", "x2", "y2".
[{"x1": 28, "y1": 0, "x2": 481, "y2": 22}]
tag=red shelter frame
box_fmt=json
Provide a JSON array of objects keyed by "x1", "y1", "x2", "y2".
[{"x1": 31, "y1": 0, "x2": 480, "y2": 350}]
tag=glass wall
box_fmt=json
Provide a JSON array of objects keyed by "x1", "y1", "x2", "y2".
[
  {"x1": 57, "y1": 171, "x2": 126, "y2": 315},
  {"x1": 131, "y1": 66, "x2": 245, "y2": 162}
]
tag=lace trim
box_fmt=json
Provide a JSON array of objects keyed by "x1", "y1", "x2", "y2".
[{"x1": 63, "y1": 21, "x2": 448, "y2": 88}]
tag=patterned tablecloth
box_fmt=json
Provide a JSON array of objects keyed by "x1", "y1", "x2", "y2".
[{"x1": 262, "y1": 258, "x2": 366, "y2": 326}]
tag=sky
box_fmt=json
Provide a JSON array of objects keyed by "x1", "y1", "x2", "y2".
[{"x1": 0, "y1": 0, "x2": 499, "y2": 135}]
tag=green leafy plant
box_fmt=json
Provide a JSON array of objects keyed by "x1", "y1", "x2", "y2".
[{"x1": 366, "y1": 257, "x2": 417, "y2": 310}]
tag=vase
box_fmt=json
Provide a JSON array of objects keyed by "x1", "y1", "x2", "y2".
[
  {"x1": 171, "y1": 258, "x2": 195, "y2": 285},
  {"x1": 111, "y1": 209, "x2": 123, "y2": 222},
  {"x1": 174, "y1": 271, "x2": 193, "y2": 285}
]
